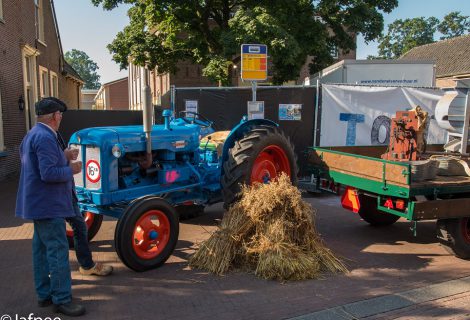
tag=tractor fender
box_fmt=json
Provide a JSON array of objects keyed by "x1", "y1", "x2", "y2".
[{"x1": 221, "y1": 118, "x2": 278, "y2": 173}]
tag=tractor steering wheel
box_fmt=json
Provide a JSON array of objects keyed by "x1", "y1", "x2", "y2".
[{"x1": 179, "y1": 111, "x2": 213, "y2": 128}]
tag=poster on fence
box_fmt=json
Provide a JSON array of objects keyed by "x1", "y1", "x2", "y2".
[
  {"x1": 320, "y1": 84, "x2": 447, "y2": 147},
  {"x1": 185, "y1": 100, "x2": 198, "y2": 114},
  {"x1": 247, "y1": 101, "x2": 265, "y2": 120},
  {"x1": 279, "y1": 104, "x2": 302, "y2": 121}
]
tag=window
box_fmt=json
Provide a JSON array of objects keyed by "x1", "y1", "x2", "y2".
[
  {"x1": 35, "y1": 0, "x2": 45, "y2": 44},
  {"x1": 22, "y1": 45, "x2": 39, "y2": 130},
  {"x1": 39, "y1": 66, "x2": 49, "y2": 98},
  {"x1": 0, "y1": 0, "x2": 4, "y2": 22},
  {"x1": 49, "y1": 71, "x2": 58, "y2": 97}
]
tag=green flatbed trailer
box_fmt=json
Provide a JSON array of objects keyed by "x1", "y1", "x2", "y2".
[{"x1": 311, "y1": 146, "x2": 470, "y2": 260}]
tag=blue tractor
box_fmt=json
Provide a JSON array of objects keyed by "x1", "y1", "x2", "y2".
[{"x1": 68, "y1": 110, "x2": 297, "y2": 271}]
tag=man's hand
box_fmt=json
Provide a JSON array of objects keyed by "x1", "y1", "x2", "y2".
[
  {"x1": 70, "y1": 161, "x2": 82, "y2": 175},
  {"x1": 64, "y1": 148, "x2": 79, "y2": 161}
]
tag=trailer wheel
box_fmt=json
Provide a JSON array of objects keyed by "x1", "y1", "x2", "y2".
[
  {"x1": 221, "y1": 125, "x2": 298, "y2": 208},
  {"x1": 66, "y1": 212, "x2": 103, "y2": 248},
  {"x1": 358, "y1": 194, "x2": 400, "y2": 226},
  {"x1": 436, "y1": 218, "x2": 470, "y2": 260},
  {"x1": 115, "y1": 197, "x2": 179, "y2": 271}
]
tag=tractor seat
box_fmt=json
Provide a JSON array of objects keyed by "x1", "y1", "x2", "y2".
[{"x1": 200, "y1": 131, "x2": 230, "y2": 157}]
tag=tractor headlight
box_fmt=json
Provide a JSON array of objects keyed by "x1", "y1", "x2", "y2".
[{"x1": 112, "y1": 144, "x2": 125, "y2": 158}]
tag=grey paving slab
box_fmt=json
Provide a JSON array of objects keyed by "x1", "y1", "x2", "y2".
[{"x1": 289, "y1": 276, "x2": 470, "y2": 320}]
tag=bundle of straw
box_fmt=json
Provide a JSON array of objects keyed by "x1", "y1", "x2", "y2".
[
  {"x1": 189, "y1": 204, "x2": 254, "y2": 275},
  {"x1": 189, "y1": 174, "x2": 347, "y2": 281}
]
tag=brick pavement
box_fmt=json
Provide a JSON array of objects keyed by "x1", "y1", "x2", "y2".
[{"x1": 1, "y1": 179, "x2": 469, "y2": 319}]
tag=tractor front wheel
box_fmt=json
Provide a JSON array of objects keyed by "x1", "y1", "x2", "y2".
[
  {"x1": 115, "y1": 197, "x2": 179, "y2": 271},
  {"x1": 66, "y1": 212, "x2": 103, "y2": 248},
  {"x1": 436, "y1": 217, "x2": 470, "y2": 260},
  {"x1": 221, "y1": 125, "x2": 298, "y2": 208},
  {"x1": 358, "y1": 194, "x2": 400, "y2": 226}
]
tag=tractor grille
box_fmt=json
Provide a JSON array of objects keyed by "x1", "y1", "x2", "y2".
[{"x1": 71, "y1": 144, "x2": 101, "y2": 190}]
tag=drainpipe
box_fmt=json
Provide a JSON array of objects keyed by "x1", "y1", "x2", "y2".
[{"x1": 140, "y1": 66, "x2": 153, "y2": 169}]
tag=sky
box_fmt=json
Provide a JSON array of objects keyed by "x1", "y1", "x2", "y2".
[{"x1": 54, "y1": 0, "x2": 470, "y2": 84}]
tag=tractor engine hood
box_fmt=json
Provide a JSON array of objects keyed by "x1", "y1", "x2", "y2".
[{"x1": 69, "y1": 123, "x2": 202, "y2": 153}]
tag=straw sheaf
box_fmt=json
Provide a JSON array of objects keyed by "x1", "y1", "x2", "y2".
[{"x1": 189, "y1": 174, "x2": 347, "y2": 281}]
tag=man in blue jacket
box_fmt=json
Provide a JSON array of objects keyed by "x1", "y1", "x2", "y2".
[{"x1": 16, "y1": 98, "x2": 85, "y2": 317}]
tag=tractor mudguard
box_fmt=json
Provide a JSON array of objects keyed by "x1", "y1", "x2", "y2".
[{"x1": 221, "y1": 118, "x2": 278, "y2": 171}]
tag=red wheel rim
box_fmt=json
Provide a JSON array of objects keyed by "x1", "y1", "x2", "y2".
[
  {"x1": 66, "y1": 212, "x2": 95, "y2": 237},
  {"x1": 250, "y1": 145, "x2": 291, "y2": 184},
  {"x1": 132, "y1": 210, "x2": 170, "y2": 260},
  {"x1": 461, "y1": 217, "x2": 470, "y2": 244}
]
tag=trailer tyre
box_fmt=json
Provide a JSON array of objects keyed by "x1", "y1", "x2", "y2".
[
  {"x1": 115, "y1": 197, "x2": 179, "y2": 272},
  {"x1": 66, "y1": 212, "x2": 103, "y2": 248},
  {"x1": 358, "y1": 194, "x2": 400, "y2": 226},
  {"x1": 436, "y1": 218, "x2": 470, "y2": 260},
  {"x1": 221, "y1": 125, "x2": 298, "y2": 208}
]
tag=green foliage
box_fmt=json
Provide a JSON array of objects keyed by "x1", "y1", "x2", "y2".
[
  {"x1": 438, "y1": 12, "x2": 470, "y2": 40},
  {"x1": 64, "y1": 49, "x2": 101, "y2": 89},
  {"x1": 375, "y1": 11, "x2": 470, "y2": 59},
  {"x1": 93, "y1": 0, "x2": 398, "y2": 85},
  {"x1": 377, "y1": 17, "x2": 439, "y2": 59}
]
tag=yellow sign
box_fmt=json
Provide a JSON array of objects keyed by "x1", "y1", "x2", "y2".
[{"x1": 241, "y1": 44, "x2": 267, "y2": 81}]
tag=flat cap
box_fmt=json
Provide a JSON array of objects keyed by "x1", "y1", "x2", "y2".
[{"x1": 35, "y1": 97, "x2": 68, "y2": 116}]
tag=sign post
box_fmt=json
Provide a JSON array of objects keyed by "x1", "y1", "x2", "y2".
[
  {"x1": 241, "y1": 44, "x2": 267, "y2": 101},
  {"x1": 241, "y1": 44, "x2": 267, "y2": 119}
]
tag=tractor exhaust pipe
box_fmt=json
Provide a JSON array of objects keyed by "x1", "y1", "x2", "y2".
[{"x1": 140, "y1": 66, "x2": 153, "y2": 169}]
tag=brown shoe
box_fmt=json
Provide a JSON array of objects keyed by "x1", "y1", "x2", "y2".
[{"x1": 79, "y1": 262, "x2": 113, "y2": 276}]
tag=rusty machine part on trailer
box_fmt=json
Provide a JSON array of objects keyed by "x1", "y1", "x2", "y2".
[{"x1": 381, "y1": 106, "x2": 429, "y2": 161}]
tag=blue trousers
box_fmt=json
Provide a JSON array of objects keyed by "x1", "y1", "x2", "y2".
[
  {"x1": 32, "y1": 218, "x2": 72, "y2": 305},
  {"x1": 66, "y1": 203, "x2": 94, "y2": 269}
]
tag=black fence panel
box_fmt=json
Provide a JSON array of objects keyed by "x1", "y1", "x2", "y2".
[
  {"x1": 60, "y1": 86, "x2": 316, "y2": 176},
  {"x1": 59, "y1": 110, "x2": 143, "y2": 143},
  {"x1": 174, "y1": 86, "x2": 316, "y2": 174}
]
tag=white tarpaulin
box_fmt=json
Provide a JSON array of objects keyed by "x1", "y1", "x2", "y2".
[{"x1": 320, "y1": 84, "x2": 447, "y2": 147}]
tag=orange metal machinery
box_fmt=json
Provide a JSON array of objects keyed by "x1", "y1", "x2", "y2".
[{"x1": 381, "y1": 107, "x2": 428, "y2": 161}]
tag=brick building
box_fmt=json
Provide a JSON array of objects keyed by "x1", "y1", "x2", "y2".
[
  {"x1": 0, "y1": 0, "x2": 84, "y2": 180},
  {"x1": 94, "y1": 77, "x2": 129, "y2": 110},
  {"x1": 128, "y1": 61, "x2": 232, "y2": 110},
  {"x1": 81, "y1": 89, "x2": 99, "y2": 110},
  {"x1": 128, "y1": 47, "x2": 356, "y2": 110}
]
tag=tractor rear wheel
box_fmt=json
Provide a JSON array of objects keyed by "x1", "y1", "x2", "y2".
[
  {"x1": 436, "y1": 217, "x2": 470, "y2": 260},
  {"x1": 115, "y1": 197, "x2": 179, "y2": 272},
  {"x1": 358, "y1": 194, "x2": 400, "y2": 226},
  {"x1": 221, "y1": 125, "x2": 298, "y2": 208},
  {"x1": 66, "y1": 212, "x2": 103, "y2": 248}
]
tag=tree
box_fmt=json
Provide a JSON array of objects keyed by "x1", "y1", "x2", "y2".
[
  {"x1": 92, "y1": 0, "x2": 397, "y2": 85},
  {"x1": 438, "y1": 11, "x2": 470, "y2": 40},
  {"x1": 374, "y1": 11, "x2": 470, "y2": 59},
  {"x1": 376, "y1": 17, "x2": 439, "y2": 59},
  {"x1": 64, "y1": 49, "x2": 101, "y2": 89}
]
